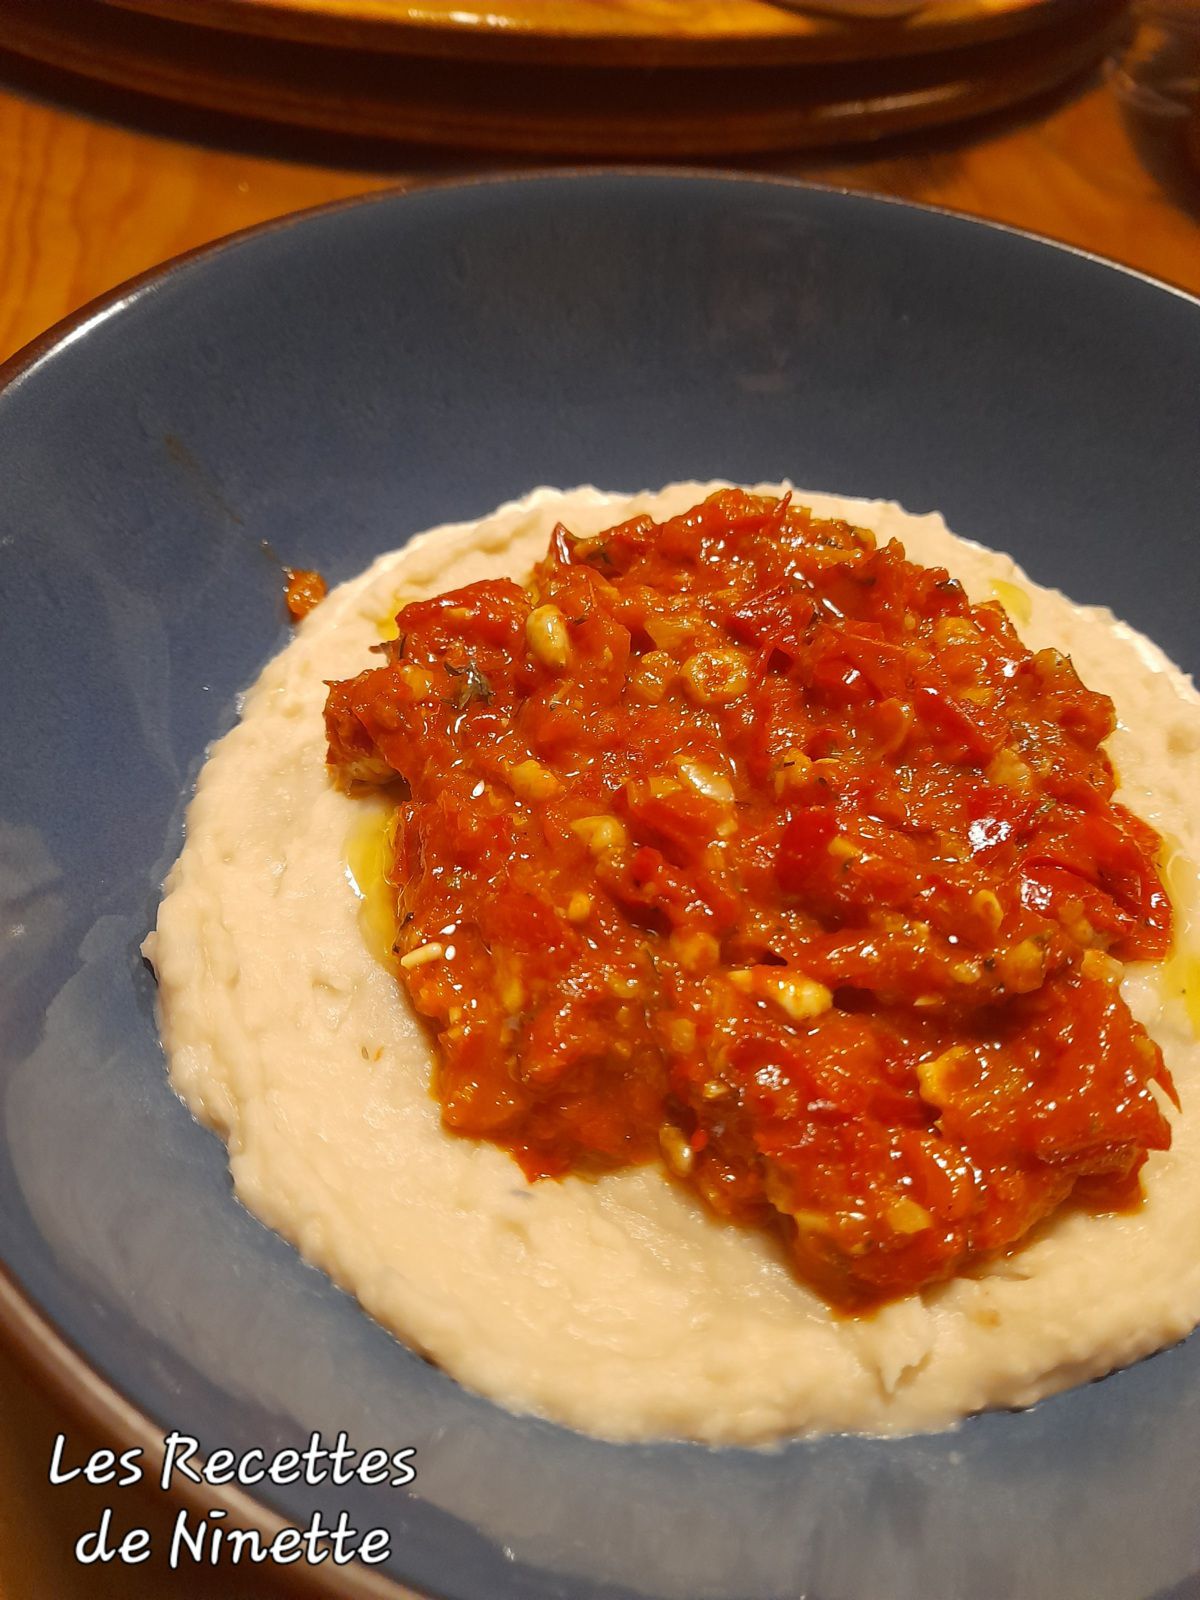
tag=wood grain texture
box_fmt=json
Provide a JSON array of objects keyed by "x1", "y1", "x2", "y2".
[
  {"x1": 0, "y1": 88, "x2": 393, "y2": 365},
  {"x1": 100, "y1": 0, "x2": 1101, "y2": 67},
  {"x1": 0, "y1": 1341, "x2": 303, "y2": 1600},
  {"x1": 0, "y1": 49, "x2": 1196, "y2": 368},
  {"x1": 0, "y1": 0, "x2": 1130, "y2": 156}
]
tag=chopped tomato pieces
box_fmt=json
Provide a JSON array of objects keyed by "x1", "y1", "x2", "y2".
[
  {"x1": 283, "y1": 567, "x2": 326, "y2": 621},
  {"x1": 325, "y1": 490, "x2": 1174, "y2": 1306}
]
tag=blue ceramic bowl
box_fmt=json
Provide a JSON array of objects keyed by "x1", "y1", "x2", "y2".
[{"x1": 2, "y1": 174, "x2": 1199, "y2": 1600}]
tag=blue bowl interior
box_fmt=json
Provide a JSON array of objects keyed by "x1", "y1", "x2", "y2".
[{"x1": 1, "y1": 174, "x2": 1199, "y2": 1600}]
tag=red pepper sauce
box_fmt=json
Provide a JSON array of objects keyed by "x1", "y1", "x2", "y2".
[
  {"x1": 324, "y1": 490, "x2": 1174, "y2": 1307},
  {"x1": 284, "y1": 567, "x2": 327, "y2": 621}
]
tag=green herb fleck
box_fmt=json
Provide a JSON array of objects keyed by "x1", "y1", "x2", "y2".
[{"x1": 445, "y1": 654, "x2": 493, "y2": 710}]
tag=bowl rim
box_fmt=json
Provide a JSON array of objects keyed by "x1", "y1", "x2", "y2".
[
  {"x1": 1, "y1": 165, "x2": 1196, "y2": 1600},
  {"x1": 1, "y1": 166, "x2": 1196, "y2": 409}
]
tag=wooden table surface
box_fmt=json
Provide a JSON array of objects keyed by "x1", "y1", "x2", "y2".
[{"x1": 0, "y1": 19, "x2": 1198, "y2": 1597}]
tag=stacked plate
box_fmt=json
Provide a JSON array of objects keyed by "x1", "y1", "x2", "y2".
[{"x1": 0, "y1": 0, "x2": 1130, "y2": 153}]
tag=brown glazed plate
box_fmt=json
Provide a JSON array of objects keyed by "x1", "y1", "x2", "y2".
[
  {"x1": 99, "y1": 0, "x2": 1105, "y2": 65},
  {"x1": 0, "y1": 0, "x2": 1128, "y2": 155}
]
